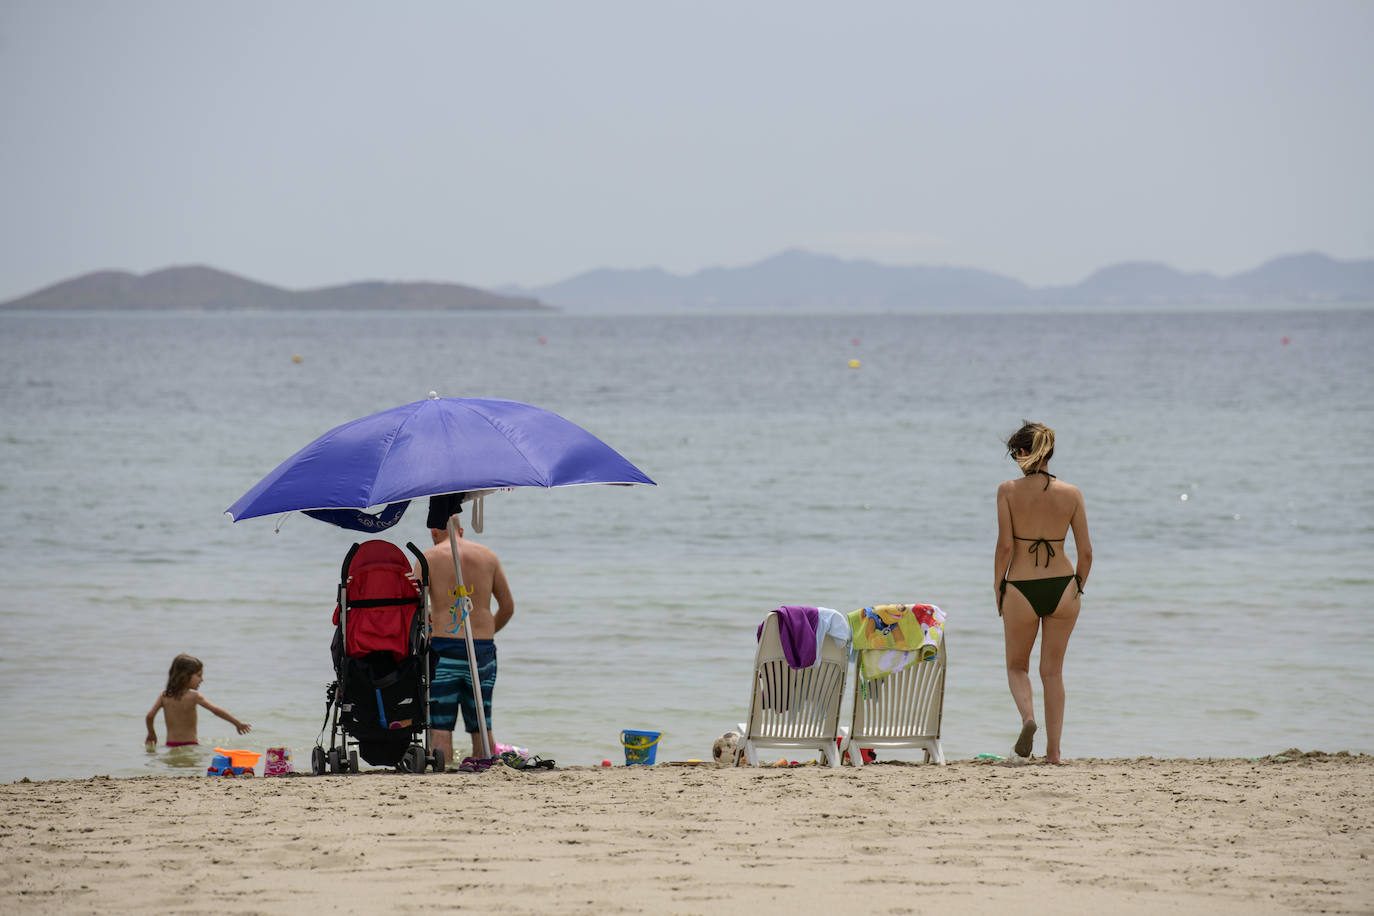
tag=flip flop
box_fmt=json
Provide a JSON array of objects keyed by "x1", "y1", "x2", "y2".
[{"x1": 1013, "y1": 720, "x2": 1037, "y2": 758}]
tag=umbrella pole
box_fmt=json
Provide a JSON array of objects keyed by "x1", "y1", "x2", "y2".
[{"x1": 448, "y1": 516, "x2": 494, "y2": 760}]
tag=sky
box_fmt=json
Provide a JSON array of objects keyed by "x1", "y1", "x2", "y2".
[{"x1": 1, "y1": 0, "x2": 1372, "y2": 301}]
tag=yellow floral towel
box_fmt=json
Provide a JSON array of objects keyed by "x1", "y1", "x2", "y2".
[{"x1": 848, "y1": 604, "x2": 946, "y2": 680}]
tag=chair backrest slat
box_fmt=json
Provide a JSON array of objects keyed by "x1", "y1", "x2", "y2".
[
  {"x1": 853, "y1": 638, "x2": 947, "y2": 742},
  {"x1": 752, "y1": 658, "x2": 844, "y2": 739},
  {"x1": 746, "y1": 613, "x2": 847, "y2": 752}
]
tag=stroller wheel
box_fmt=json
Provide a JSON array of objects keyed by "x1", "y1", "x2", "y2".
[
  {"x1": 399, "y1": 745, "x2": 424, "y2": 773},
  {"x1": 431, "y1": 748, "x2": 446, "y2": 773},
  {"x1": 349, "y1": 750, "x2": 359, "y2": 773},
  {"x1": 327, "y1": 749, "x2": 341, "y2": 774},
  {"x1": 311, "y1": 746, "x2": 326, "y2": 776}
]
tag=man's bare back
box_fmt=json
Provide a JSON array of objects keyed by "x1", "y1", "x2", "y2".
[{"x1": 422, "y1": 524, "x2": 513, "y2": 640}]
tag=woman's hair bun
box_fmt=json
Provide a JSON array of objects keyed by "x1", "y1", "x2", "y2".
[{"x1": 1006, "y1": 420, "x2": 1054, "y2": 473}]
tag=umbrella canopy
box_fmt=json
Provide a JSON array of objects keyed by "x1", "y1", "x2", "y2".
[{"x1": 226, "y1": 395, "x2": 655, "y2": 525}]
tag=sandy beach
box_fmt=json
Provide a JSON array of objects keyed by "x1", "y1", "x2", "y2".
[{"x1": 3, "y1": 751, "x2": 1370, "y2": 914}]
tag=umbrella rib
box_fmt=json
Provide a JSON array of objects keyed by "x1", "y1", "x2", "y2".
[
  {"x1": 459, "y1": 403, "x2": 550, "y2": 486},
  {"x1": 365, "y1": 401, "x2": 421, "y2": 504}
]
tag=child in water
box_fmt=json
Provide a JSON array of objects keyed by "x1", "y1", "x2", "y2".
[{"x1": 144, "y1": 653, "x2": 251, "y2": 746}]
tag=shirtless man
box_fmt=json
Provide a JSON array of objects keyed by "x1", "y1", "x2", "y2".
[{"x1": 419, "y1": 493, "x2": 514, "y2": 765}]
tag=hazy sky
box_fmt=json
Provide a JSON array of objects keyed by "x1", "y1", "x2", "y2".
[{"x1": 2, "y1": 1, "x2": 1371, "y2": 301}]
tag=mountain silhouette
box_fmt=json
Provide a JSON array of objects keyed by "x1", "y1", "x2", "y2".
[
  {"x1": 1, "y1": 265, "x2": 550, "y2": 311},
  {"x1": 5, "y1": 251, "x2": 1371, "y2": 313},
  {"x1": 512, "y1": 249, "x2": 1374, "y2": 312}
]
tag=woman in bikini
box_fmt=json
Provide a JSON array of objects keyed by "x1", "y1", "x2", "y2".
[{"x1": 994, "y1": 421, "x2": 1092, "y2": 763}]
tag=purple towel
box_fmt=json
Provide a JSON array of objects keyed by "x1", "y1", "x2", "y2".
[{"x1": 757, "y1": 605, "x2": 820, "y2": 669}]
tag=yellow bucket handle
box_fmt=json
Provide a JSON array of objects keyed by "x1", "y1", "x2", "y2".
[{"x1": 619, "y1": 731, "x2": 661, "y2": 749}]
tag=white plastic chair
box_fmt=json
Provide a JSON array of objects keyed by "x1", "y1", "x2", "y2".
[
  {"x1": 736, "y1": 611, "x2": 848, "y2": 768},
  {"x1": 846, "y1": 636, "x2": 947, "y2": 766}
]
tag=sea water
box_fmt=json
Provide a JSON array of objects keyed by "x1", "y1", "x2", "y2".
[{"x1": 1, "y1": 307, "x2": 1371, "y2": 782}]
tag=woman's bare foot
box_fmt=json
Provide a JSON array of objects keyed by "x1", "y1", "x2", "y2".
[{"x1": 1014, "y1": 719, "x2": 1037, "y2": 758}]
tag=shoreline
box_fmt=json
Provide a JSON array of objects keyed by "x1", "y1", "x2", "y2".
[{"x1": 4, "y1": 754, "x2": 1370, "y2": 914}]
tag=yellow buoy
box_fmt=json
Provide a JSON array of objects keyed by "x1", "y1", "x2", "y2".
[
  {"x1": 291, "y1": 354, "x2": 303, "y2": 364},
  {"x1": 848, "y1": 358, "x2": 861, "y2": 369}
]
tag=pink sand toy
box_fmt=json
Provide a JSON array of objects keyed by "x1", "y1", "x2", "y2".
[{"x1": 264, "y1": 747, "x2": 294, "y2": 776}]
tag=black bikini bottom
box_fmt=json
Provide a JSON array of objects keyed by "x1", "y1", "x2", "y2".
[{"x1": 1001, "y1": 575, "x2": 1081, "y2": 618}]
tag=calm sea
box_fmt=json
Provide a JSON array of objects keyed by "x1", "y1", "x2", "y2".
[{"x1": 1, "y1": 307, "x2": 1371, "y2": 781}]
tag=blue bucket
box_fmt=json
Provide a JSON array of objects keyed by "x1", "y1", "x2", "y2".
[{"x1": 620, "y1": 729, "x2": 661, "y2": 765}]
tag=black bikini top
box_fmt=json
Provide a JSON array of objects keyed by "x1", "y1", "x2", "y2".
[
  {"x1": 1013, "y1": 535, "x2": 1064, "y2": 567},
  {"x1": 1014, "y1": 470, "x2": 1062, "y2": 566}
]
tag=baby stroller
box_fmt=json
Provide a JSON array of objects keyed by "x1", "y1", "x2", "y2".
[{"x1": 311, "y1": 539, "x2": 445, "y2": 775}]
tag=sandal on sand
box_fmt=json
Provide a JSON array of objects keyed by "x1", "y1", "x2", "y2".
[
  {"x1": 527, "y1": 756, "x2": 555, "y2": 769},
  {"x1": 1014, "y1": 720, "x2": 1037, "y2": 758},
  {"x1": 458, "y1": 757, "x2": 482, "y2": 773}
]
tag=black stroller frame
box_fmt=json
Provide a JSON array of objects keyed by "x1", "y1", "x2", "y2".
[{"x1": 311, "y1": 540, "x2": 445, "y2": 775}]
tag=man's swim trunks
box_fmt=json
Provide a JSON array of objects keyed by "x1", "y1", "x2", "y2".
[{"x1": 430, "y1": 637, "x2": 497, "y2": 734}]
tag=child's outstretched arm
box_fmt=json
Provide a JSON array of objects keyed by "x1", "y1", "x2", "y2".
[
  {"x1": 198, "y1": 694, "x2": 252, "y2": 735},
  {"x1": 145, "y1": 695, "x2": 163, "y2": 745}
]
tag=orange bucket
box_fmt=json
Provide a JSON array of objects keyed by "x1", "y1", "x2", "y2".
[{"x1": 213, "y1": 748, "x2": 262, "y2": 769}]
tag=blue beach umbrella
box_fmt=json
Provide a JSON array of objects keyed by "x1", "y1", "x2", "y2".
[
  {"x1": 226, "y1": 392, "x2": 655, "y2": 763},
  {"x1": 226, "y1": 393, "x2": 655, "y2": 526}
]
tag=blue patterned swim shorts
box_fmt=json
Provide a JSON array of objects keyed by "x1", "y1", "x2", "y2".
[{"x1": 430, "y1": 637, "x2": 497, "y2": 734}]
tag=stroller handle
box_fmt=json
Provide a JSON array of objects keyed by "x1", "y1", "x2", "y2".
[
  {"x1": 338, "y1": 542, "x2": 363, "y2": 583},
  {"x1": 405, "y1": 541, "x2": 429, "y2": 586}
]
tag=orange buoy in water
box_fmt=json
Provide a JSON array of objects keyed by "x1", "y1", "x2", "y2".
[
  {"x1": 291, "y1": 354, "x2": 303, "y2": 364},
  {"x1": 1281, "y1": 336, "x2": 1290, "y2": 345}
]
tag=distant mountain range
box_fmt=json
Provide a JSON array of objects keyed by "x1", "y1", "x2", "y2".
[
  {"x1": 0, "y1": 265, "x2": 551, "y2": 311},
  {"x1": 506, "y1": 249, "x2": 1374, "y2": 313},
  {"x1": 4, "y1": 251, "x2": 1371, "y2": 313}
]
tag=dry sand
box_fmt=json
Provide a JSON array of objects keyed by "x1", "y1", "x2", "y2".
[{"x1": 3, "y1": 752, "x2": 1371, "y2": 914}]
